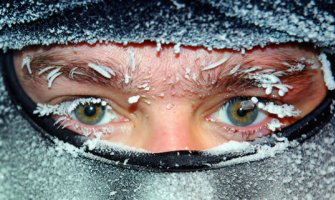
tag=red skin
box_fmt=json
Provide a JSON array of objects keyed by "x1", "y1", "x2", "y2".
[{"x1": 14, "y1": 42, "x2": 327, "y2": 152}]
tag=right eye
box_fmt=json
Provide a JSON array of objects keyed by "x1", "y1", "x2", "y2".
[
  {"x1": 223, "y1": 97, "x2": 267, "y2": 126},
  {"x1": 72, "y1": 102, "x2": 119, "y2": 125}
]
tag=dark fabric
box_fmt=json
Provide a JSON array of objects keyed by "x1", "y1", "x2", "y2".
[{"x1": 0, "y1": 0, "x2": 334, "y2": 52}]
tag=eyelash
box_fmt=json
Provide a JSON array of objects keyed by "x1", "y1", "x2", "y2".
[
  {"x1": 34, "y1": 97, "x2": 127, "y2": 137},
  {"x1": 206, "y1": 96, "x2": 300, "y2": 140},
  {"x1": 34, "y1": 95, "x2": 300, "y2": 140}
]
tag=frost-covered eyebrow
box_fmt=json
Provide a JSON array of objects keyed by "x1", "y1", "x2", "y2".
[{"x1": 21, "y1": 49, "x2": 317, "y2": 96}]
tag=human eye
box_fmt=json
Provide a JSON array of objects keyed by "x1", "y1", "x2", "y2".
[
  {"x1": 34, "y1": 97, "x2": 128, "y2": 137},
  {"x1": 207, "y1": 96, "x2": 300, "y2": 141}
]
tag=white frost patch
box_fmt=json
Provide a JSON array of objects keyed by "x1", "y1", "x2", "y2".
[
  {"x1": 156, "y1": 41, "x2": 162, "y2": 52},
  {"x1": 129, "y1": 50, "x2": 136, "y2": 72},
  {"x1": 251, "y1": 97, "x2": 258, "y2": 103},
  {"x1": 88, "y1": 63, "x2": 115, "y2": 78},
  {"x1": 229, "y1": 64, "x2": 241, "y2": 75},
  {"x1": 246, "y1": 68, "x2": 293, "y2": 96},
  {"x1": 173, "y1": 42, "x2": 181, "y2": 54},
  {"x1": 267, "y1": 118, "x2": 285, "y2": 131},
  {"x1": 124, "y1": 73, "x2": 131, "y2": 84},
  {"x1": 83, "y1": 138, "x2": 148, "y2": 153},
  {"x1": 53, "y1": 138, "x2": 84, "y2": 157},
  {"x1": 184, "y1": 67, "x2": 191, "y2": 80},
  {"x1": 46, "y1": 67, "x2": 62, "y2": 88},
  {"x1": 171, "y1": 0, "x2": 185, "y2": 9},
  {"x1": 37, "y1": 66, "x2": 56, "y2": 75},
  {"x1": 286, "y1": 63, "x2": 306, "y2": 72},
  {"x1": 319, "y1": 53, "x2": 335, "y2": 90},
  {"x1": 21, "y1": 56, "x2": 32, "y2": 74},
  {"x1": 202, "y1": 53, "x2": 231, "y2": 71},
  {"x1": 257, "y1": 102, "x2": 301, "y2": 118},
  {"x1": 33, "y1": 97, "x2": 106, "y2": 117},
  {"x1": 215, "y1": 139, "x2": 291, "y2": 167},
  {"x1": 205, "y1": 141, "x2": 253, "y2": 155},
  {"x1": 128, "y1": 95, "x2": 140, "y2": 104}
]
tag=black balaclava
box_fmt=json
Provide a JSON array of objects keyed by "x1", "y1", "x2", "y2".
[{"x1": 0, "y1": 1, "x2": 335, "y2": 199}]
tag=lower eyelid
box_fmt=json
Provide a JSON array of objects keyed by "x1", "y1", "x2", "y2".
[{"x1": 211, "y1": 118, "x2": 275, "y2": 141}]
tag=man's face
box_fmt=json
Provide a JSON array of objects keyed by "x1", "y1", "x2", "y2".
[{"x1": 13, "y1": 42, "x2": 327, "y2": 152}]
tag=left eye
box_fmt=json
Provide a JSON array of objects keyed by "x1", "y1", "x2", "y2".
[
  {"x1": 71, "y1": 102, "x2": 120, "y2": 125},
  {"x1": 211, "y1": 97, "x2": 267, "y2": 126}
]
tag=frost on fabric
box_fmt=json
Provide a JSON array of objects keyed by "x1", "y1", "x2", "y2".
[
  {"x1": 215, "y1": 137, "x2": 293, "y2": 167},
  {"x1": 82, "y1": 138, "x2": 149, "y2": 153},
  {"x1": 205, "y1": 141, "x2": 253, "y2": 155},
  {"x1": 0, "y1": 0, "x2": 103, "y2": 29},
  {"x1": 205, "y1": 137, "x2": 293, "y2": 166},
  {"x1": 0, "y1": 1, "x2": 334, "y2": 52},
  {"x1": 319, "y1": 53, "x2": 335, "y2": 90}
]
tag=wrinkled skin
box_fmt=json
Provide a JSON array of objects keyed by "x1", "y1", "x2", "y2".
[{"x1": 0, "y1": 66, "x2": 334, "y2": 199}]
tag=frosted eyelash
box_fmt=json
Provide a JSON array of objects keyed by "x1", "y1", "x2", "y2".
[
  {"x1": 202, "y1": 52, "x2": 231, "y2": 71},
  {"x1": 88, "y1": 63, "x2": 115, "y2": 78},
  {"x1": 21, "y1": 56, "x2": 32, "y2": 75},
  {"x1": 241, "y1": 97, "x2": 300, "y2": 131},
  {"x1": 33, "y1": 97, "x2": 108, "y2": 117},
  {"x1": 244, "y1": 67, "x2": 293, "y2": 96}
]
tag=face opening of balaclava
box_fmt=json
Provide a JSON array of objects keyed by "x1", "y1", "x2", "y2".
[{"x1": 0, "y1": 1, "x2": 335, "y2": 199}]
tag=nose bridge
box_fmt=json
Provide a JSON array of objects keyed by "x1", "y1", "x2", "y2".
[{"x1": 142, "y1": 101, "x2": 199, "y2": 152}]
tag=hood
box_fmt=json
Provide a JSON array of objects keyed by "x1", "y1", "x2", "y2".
[{"x1": 0, "y1": 0, "x2": 334, "y2": 52}]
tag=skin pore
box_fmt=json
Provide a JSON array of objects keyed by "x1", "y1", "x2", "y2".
[{"x1": 14, "y1": 42, "x2": 327, "y2": 153}]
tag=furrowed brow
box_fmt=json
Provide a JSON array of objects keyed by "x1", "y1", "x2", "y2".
[{"x1": 22, "y1": 51, "x2": 147, "y2": 90}]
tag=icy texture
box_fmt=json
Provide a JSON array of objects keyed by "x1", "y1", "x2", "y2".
[
  {"x1": 0, "y1": 0, "x2": 334, "y2": 51},
  {"x1": 1, "y1": 70, "x2": 335, "y2": 199}
]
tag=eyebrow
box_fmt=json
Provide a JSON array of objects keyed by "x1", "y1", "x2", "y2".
[{"x1": 21, "y1": 48, "x2": 318, "y2": 97}]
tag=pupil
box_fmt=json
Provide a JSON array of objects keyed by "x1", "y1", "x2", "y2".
[
  {"x1": 237, "y1": 108, "x2": 249, "y2": 117},
  {"x1": 84, "y1": 105, "x2": 96, "y2": 116}
]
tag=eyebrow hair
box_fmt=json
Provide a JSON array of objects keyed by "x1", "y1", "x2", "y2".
[{"x1": 20, "y1": 48, "x2": 318, "y2": 97}]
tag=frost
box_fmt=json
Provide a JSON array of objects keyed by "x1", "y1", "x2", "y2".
[
  {"x1": 173, "y1": 42, "x2": 181, "y2": 54},
  {"x1": 240, "y1": 100, "x2": 255, "y2": 110},
  {"x1": 319, "y1": 53, "x2": 335, "y2": 90},
  {"x1": 124, "y1": 73, "x2": 131, "y2": 84},
  {"x1": 33, "y1": 97, "x2": 107, "y2": 117},
  {"x1": 88, "y1": 63, "x2": 115, "y2": 78},
  {"x1": 205, "y1": 141, "x2": 253, "y2": 155},
  {"x1": 43, "y1": 67, "x2": 62, "y2": 88},
  {"x1": 171, "y1": 0, "x2": 185, "y2": 9},
  {"x1": 257, "y1": 102, "x2": 301, "y2": 118},
  {"x1": 128, "y1": 50, "x2": 136, "y2": 72},
  {"x1": 216, "y1": 138, "x2": 292, "y2": 166},
  {"x1": 21, "y1": 56, "x2": 32, "y2": 74},
  {"x1": 246, "y1": 68, "x2": 293, "y2": 96},
  {"x1": 228, "y1": 64, "x2": 241, "y2": 75},
  {"x1": 251, "y1": 97, "x2": 258, "y2": 104},
  {"x1": 38, "y1": 66, "x2": 56, "y2": 75},
  {"x1": 267, "y1": 119, "x2": 285, "y2": 131},
  {"x1": 202, "y1": 53, "x2": 231, "y2": 71},
  {"x1": 156, "y1": 41, "x2": 162, "y2": 52},
  {"x1": 128, "y1": 95, "x2": 140, "y2": 104}
]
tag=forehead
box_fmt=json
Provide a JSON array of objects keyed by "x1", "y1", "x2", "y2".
[
  {"x1": 14, "y1": 42, "x2": 320, "y2": 100},
  {"x1": 17, "y1": 42, "x2": 317, "y2": 68}
]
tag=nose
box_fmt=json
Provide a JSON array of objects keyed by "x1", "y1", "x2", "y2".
[{"x1": 139, "y1": 101, "x2": 207, "y2": 152}]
